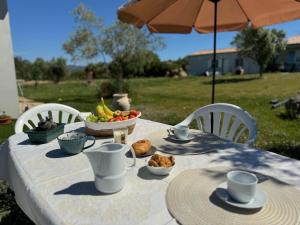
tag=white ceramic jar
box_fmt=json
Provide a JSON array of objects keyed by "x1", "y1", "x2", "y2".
[{"x1": 112, "y1": 93, "x2": 131, "y2": 111}]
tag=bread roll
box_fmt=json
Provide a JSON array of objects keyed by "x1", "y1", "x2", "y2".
[
  {"x1": 132, "y1": 139, "x2": 151, "y2": 156},
  {"x1": 148, "y1": 154, "x2": 175, "y2": 168}
]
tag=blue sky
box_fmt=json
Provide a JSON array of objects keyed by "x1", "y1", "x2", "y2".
[{"x1": 8, "y1": 0, "x2": 300, "y2": 64}]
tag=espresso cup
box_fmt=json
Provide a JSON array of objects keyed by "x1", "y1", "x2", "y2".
[
  {"x1": 57, "y1": 132, "x2": 96, "y2": 155},
  {"x1": 227, "y1": 170, "x2": 258, "y2": 203},
  {"x1": 172, "y1": 125, "x2": 189, "y2": 139}
]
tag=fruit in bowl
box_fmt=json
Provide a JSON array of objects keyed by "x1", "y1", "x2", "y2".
[
  {"x1": 84, "y1": 98, "x2": 141, "y2": 136},
  {"x1": 86, "y1": 98, "x2": 140, "y2": 123}
]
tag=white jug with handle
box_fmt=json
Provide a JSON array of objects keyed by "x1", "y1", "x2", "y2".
[{"x1": 84, "y1": 143, "x2": 136, "y2": 194}]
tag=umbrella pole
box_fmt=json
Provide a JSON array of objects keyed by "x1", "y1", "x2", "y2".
[{"x1": 210, "y1": 0, "x2": 219, "y2": 133}]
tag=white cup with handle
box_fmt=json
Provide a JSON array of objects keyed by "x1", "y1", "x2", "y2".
[
  {"x1": 170, "y1": 125, "x2": 190, "y2": 140},
  {"x1": 227, "y1": 170, "x2": 258, "y2": 203}
]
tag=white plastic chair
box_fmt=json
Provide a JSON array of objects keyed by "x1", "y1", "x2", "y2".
[
  {"x1": 15, "y1": 103, "x2": 83, "y2": 134},
  {"x1": 177, "y1": 103, "x2": 257, "y2": 146}
]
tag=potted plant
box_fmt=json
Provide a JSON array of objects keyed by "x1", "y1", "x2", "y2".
[{"x1": 0, "y1": 111, "x2": 12, "y2": 125}]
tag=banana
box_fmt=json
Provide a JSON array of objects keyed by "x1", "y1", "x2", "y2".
[
  {"x1": 96, "y1": 104, "x2": 105, "y2": 117},
  {"x1": 101, "y1": 98, "x2": 114, "y2": 118},
  {"x1": 104, "y1": 105, "x2": 114, "y2": 118}
]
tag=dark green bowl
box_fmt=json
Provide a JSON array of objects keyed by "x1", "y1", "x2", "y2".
[{"x1": 25, "y1": 124, "x2": 65, "y2": 144}]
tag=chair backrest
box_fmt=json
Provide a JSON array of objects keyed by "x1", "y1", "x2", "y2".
[
  {"x1": 178, "y1": 103, "x2": 257, "y2": 146},
  {"x1": 15, "y1": 103, "x2": 82, "y2": 133}
]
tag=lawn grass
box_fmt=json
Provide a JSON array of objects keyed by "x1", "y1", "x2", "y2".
[
  {"x1": 1, "y1": 73, "x2": 300, "y2": 157},
  {"x1": 0, "y1": 121, "x2": 15, "y2": 144},
  {"x1": 1, "y1": 73, "x2": 300, "y2": 223},
  {"x1": 21, "y1": 73, "x2": 300, "y2": 159}
]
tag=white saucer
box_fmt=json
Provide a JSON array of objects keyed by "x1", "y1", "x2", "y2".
[
  {"x1": 215, "y1": 182, "x2": 267, "y2": 209},
  {"x1": 168, "y1": 133, "x2": 195, "y2": 142}
]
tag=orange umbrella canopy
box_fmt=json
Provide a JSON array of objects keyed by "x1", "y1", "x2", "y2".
[{"x1": 118, "y1": 0, "x2": 300, "y2": 34}]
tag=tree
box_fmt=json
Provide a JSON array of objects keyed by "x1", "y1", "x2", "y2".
[
  {"x1": 32, "y1": 58, "x2": 48, "y2": 87},
  {"x1": 142, "y1": 51, "x2": 162, "y2": 77},
  {"x1": 109, "y1": 50, "x2": 161, "y2": 78},
  {"x1": 14, "y1": 57, "x2": 32, "y2": 80},
  {"x1": 48, "y1": 57, "x2": 67, "y2": 83},
  {"x1": 63, "y1": 3, "x2": 104, "y2": 64},
  {"x1": 102, "y1": 21, "x2": 165, "y2": 92},
  {"x1": 175, "y1": 57, "x2": 189, "y2": 71},
  {"x1": 129, "y1": 51, "x2": 163, "y2": 77},
  {"x1": 64, "y1": 4, "x2": 166, "y2": 88},
  {"x1": 267, "y1": 29, "x2": 287, "y2": 72},
  {"x1": 93, "y1": 62, "x2": 109, "y2": 78},
  {"x1": 232, "y1": 28, "x2": 286, "y2": 78}
]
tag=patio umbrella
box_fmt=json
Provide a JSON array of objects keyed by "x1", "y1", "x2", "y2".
[{"x1": 118, "y1": 0, "x2": 300, "y2": 104}]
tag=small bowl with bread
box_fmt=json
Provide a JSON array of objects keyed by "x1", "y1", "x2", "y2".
[{"x1": 146, "y1": 154, "x2": 175, "y2": 176}]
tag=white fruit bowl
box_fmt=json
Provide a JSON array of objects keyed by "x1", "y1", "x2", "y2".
[{"x1": 84, "y1": 112, "x2": 141, "y2": 136}]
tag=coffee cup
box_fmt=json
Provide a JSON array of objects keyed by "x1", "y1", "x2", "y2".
[
  {"x1": 172, "y1": 125, "x2": 189, "y2": 139},
  {"x1": 58, "y1": 132, "x2": 96, "y2": 155},
  {"x1": 227, "y1": 170, "x2": 258, "y2": 203}
]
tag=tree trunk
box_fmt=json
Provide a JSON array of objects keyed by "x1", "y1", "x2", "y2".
[
  {"x1": 86, "y1": 70, "x2": 93, "y2": 84},
  {"x1": 259, "y1": 65, "x2": 263, "y2": 79},
  {"x1": 116, "y1": 59, "x2": 124, "y2": 93},
  {"x1": 118, "y1": 68, "x2": 124, "y2": 93}
]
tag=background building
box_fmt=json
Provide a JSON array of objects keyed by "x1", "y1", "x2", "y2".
[
  {"x1": 283, "y1": 36, "x2": 300, "y2": 72},
  {"x1": 186, "y1": 35, "x2": 300, "y2": 76}
]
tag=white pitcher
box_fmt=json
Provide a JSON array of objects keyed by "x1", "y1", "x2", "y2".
[{"x1": 84, "y1": 143, "x2": 136, "y2": 194}]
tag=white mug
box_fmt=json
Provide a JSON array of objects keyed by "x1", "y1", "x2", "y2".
[
  {"x1": 84, "y1": 143, "x2": 136, "y2": 194},
  {"x1": 227, "y1": 170, "x2": 258, "y2": 203},
  {"x1": 172, "y1": 125, "x2": 189, "y2": 139}
]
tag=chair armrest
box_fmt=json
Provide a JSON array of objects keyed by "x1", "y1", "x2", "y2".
[
  {"x1": 245, "y1": 137, "x2": 256, "y2": 147},
  {"x1": 78, "y1": 112, "x2": 91, "y2": 121},
  {"x1": 176, "y1": 112, "x2": 195, "y2": 127}
]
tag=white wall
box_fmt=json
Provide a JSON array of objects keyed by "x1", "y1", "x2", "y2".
[
  {"x1": 0, "y1": 0, "x2": 19, "y2": 118},
  {"x1": 187, "y1": 52, "x2": 260, "y2": 75}
]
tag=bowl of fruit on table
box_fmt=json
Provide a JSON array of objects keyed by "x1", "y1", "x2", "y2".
[{"x1": 84, "y1": 98, "x2": 141, "y2": 136}]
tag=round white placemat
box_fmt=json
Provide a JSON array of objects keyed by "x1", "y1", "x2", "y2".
[{"x1": 166, "y1": 167, "x2": 300, "y2": 225}]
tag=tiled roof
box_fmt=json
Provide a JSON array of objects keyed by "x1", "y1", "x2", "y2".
[
  {"x1": 190, "y1": 48, "x2": 238, "y2": 56},
  {"x1": 287, "y1": 35, "x2": 300, "y2": 45},
  {"x1": 190, "y1": 35, "x2": 300, "y2": 57}
]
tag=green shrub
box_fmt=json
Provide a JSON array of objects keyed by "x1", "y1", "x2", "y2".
[
  {"x1": 68, "y1": 70, "x2": 85, "y2": 80},
  {"x1": 96, "y1": 80, "x2": 131, "y2": 98},
  {"x1": 118, "y1": 81, "x2": 130, "y2": 95},
  {"x1": 261, "y1": 132, "x2": 300, "y2": 160},
  {"x1": 97, "y1": 81, "x2": 114, "y2": 98}
]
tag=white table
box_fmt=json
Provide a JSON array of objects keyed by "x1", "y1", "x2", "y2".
[{"x1": 1, "y1": 119, "x2": 300, "y2": 225}]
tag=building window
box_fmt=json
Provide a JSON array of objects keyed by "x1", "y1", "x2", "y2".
[
  {"x1": 235, "y1": 58, "x2": 244, "y2": 67},
  {"x1": 288, "y1": 51, "x2": 296, "y2": 63},
  {"x1": 210, "y1": 59, "x2": 219, "y2": 68}
]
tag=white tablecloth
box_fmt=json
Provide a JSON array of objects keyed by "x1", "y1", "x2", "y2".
[{"x1": 1, "y1": 119, "x2": 300, "y2": 225}]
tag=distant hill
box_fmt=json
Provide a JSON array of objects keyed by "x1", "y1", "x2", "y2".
[{"x1": 68, "y1": 65, "x2": 85, "y2": 71}]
